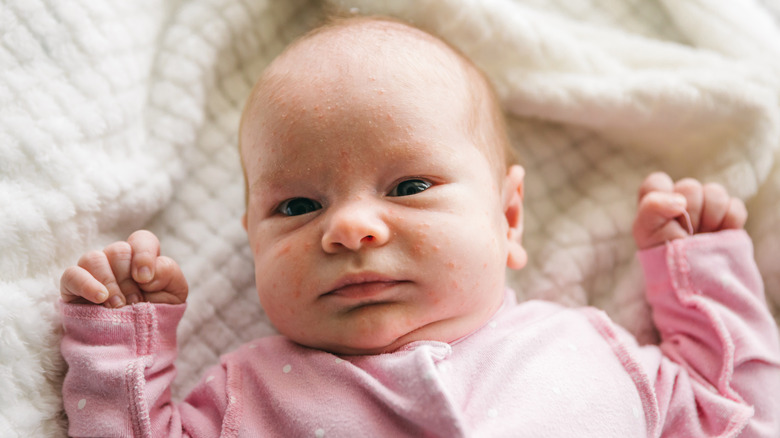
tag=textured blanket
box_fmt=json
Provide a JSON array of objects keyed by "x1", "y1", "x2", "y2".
[{"x1": 2, "y1": 0, "x2": 779, "y2": 435}]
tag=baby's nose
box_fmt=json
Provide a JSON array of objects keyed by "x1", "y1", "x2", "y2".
[{"x1": 321, "y1": 202, "x2": 390, "y2": 253}]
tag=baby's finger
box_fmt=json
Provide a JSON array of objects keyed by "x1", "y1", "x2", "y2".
[
  {"x1": 637, "y1": 172, "x2": 674, "y2": 201},
  {"x1": 104, "y1": 241, "x2": 144, "y2": 305},
  {"x1": 720, "y1": 197, "x2": 748, "y2": 230},
  {"x1": 139, "y1": 256, "x2": 189, "y2": 305},
  {"x1": 60, "y1": 266, "x2": 110, "y2": 304},
  {"x1": 700, "y1": 183, "x2": 730, "y2": 232},
  {"x1": 77, "y1": 251, "x2": 125, "y2": 307},
  {"x1": 127, "y1": 230, "x2": 160, "y2": 284},
  {"x1": 674, "y1": 178, "x2": 703, "y2": 232},
  {"x1": 633, "y1": 191, "x2": 689, "y2": 249}
]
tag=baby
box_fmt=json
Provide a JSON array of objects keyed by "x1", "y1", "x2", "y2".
[{"x1": 59, "y1": 16, "x2": 780, "y2": 437}]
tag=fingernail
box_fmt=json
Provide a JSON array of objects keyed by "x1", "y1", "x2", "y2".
[
  {"x1": 126, "y1": 294, "x2": 141, "y2": 305},
  {"x1": 97, "y1": 288, "x2": 109, "y2": 302},
  {"x1": 137, "y1": 267, "x2": 152, "y2": 283},
  {"x1": 108, "y1": 295, "x2": 124, "y2": 308}
]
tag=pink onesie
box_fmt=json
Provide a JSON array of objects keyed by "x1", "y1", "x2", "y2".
[{"x1": 61, "y1": 230, "x2": 780, "y2": 437}]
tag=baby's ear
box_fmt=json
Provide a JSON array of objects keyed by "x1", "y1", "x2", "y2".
[
  {"x1": 503, "y1": 165, "x2": 527, "y2": 270},
  {"x1": 242, "y1": 213, "x2": 248, "y2": 231}
]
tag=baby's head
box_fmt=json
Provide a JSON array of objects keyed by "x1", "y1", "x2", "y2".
[{"x1": 239, "y1": 16, "x2": 527, "y2": 355}]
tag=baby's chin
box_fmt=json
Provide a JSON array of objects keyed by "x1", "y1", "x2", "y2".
[
  {"x1": 293, "y1": 321, "x2": 461, "y2": 356},
  {"x1": 293, "y1": 332, "x2": 413, "y2": 356}
]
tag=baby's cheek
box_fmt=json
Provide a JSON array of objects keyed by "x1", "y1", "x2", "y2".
[
  {"x1": 258, "y1": 244, "x2": 309, "y2": 306},
  {"x1": 281, "y1": 253, "x2": 310, "y2": 299},
  {"x1": 420, "y1": 225, "x2": 477, "y2": 294},
  {"x1": 409, "y1": 222, "x2": 448, "y2": 257},
  {"x1": 275, "y1": 241, "x2": 293, "y2": 256},
  {"x1": 445, "y1": 227, "x2": 503, "y2": 292}
]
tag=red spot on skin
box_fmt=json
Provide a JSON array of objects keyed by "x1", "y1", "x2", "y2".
[{"x1": 278, "y1": 243, "x2": 292, "y2": 255}]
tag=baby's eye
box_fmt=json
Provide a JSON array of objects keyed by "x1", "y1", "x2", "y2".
[
  {"x1": 389, "y1": 179, "x2": 432, "y2": 197},
  {"x1": 278, "y1": 198, "x2": 322, "y2": 216}
]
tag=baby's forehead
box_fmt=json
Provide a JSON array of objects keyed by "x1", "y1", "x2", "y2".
[
  {"x1": 267, "y1": 19, "x2": 471, "y2": 91},
  {"x1": 241, "y1": 17, "x2": 510, "y2": 174}
]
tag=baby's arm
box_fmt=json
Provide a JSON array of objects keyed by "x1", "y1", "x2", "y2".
[
  {"x1": 632, "y1": 173, "x2": 780, "y2": 437},
  {"x1": 60, "y1": 231, "x2": 229, "y2": 437}
]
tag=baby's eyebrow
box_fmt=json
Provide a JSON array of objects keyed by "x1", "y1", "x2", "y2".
[
  {"x1": 248, "y1": 159, "x2": 331, "y2": 197},
  {"x1": 252, "y1": 159, "x2": 309, "y2": 185},
  {"x1": 249, "y1": 173, "x2": 290, "y2": 194}
]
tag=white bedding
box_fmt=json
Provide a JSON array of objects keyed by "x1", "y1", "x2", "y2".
[{"x1": 2, "y1": 0, "x2": 779, "y2": 435}]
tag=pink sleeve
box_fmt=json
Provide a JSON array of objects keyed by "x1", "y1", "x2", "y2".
[
  {"x1": 60, "y1": 302, "x2": 230, "y2": 437},
  {"x1": 638, "y1": 229, "x2": 780, "y2": 437}
]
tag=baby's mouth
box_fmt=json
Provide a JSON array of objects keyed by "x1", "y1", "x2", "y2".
[
  {"x1": 328, "y1": 280, "x2": 402, "y2": 300},
  {"x1": 324, "y1": 273, "x2": 407, "y2": 300}
]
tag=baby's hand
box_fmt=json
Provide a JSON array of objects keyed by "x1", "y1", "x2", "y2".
[
  {"x1": 632, "y1": 172, "x2": 747, "y2": 250},
  {"x1": 60, "y1": 230, "x2": 188, "y2": 308}
]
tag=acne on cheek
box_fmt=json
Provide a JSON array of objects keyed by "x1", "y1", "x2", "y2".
[
  {"x1": 409, "y1": 222, "x2": 439, "y2": 256},
  {"x1": 425, "y1": 289, "x2": 444, "y2": 305},
  {"x1": 448, "y1": 279, "x2": 463, "y2": 295},
  {"x1": 276, "y1": 242, "x2": 292, "y2": 256}
]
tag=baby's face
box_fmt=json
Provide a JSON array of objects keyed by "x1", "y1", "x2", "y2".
[{"x1": 241, "y1": 26, "x2": 524, "y2": 355}]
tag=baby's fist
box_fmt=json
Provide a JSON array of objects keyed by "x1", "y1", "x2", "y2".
[
  {"x1": 60, "y1": 230, "x2": 188, "y2": 307},
  {"x1": 632, "y1": 172, "x2": 747, "y2": 250}
]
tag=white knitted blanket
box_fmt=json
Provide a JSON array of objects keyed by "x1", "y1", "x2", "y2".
[{"x1": 2, "y1": 0, "x2": 780, "y2": 435}]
